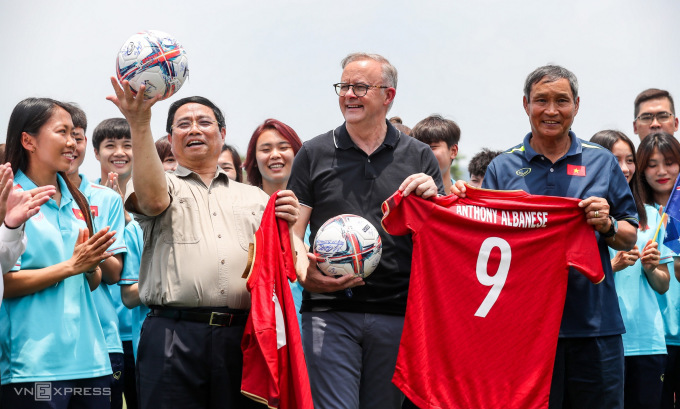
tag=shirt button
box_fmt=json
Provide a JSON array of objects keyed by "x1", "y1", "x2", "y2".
[
  {"x1": 368, "y1": 158, "x2": 371, "y2": 163},
  {"x1": 221, "y1": 289, "x2": 225, "y2": 294},
  {"x1": 251, "y1": 211, "x2": 255, "y2": 215},
  {"x1": 550, "y1": 168, "x2": 554, "y2": 173},
  {"x1": 218, "y1": 234, "x2": 222, "y2": 238},
  {"x1": 541, "y1": 157, "x2": 545, "y2": 160},
  {"x1": 221, "y1": 259, "x2": 225, "y2": 264},
  {"x1": 213, "y1": 212, "x2": 217, "y2": 216}
]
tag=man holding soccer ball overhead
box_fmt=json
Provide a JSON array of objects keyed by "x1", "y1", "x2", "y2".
[
  {"x1": 107, "y1": 80, "x2": 301, "y2": 408},
  {"x1": 287, "y1": 52, "x2": 444, "y2": 409}
]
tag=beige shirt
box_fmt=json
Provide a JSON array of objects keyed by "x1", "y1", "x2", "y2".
[{"x1": 125, "y1": 165, "x2": 269, "y2": 309}]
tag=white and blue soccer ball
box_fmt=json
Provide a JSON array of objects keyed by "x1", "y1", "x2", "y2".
[
  {"x1": 314, "y1": 214, "x2": 382, "y2": 279},
  {"x1": 116, "y1": 30, "x2": 189, "y2": 100}
]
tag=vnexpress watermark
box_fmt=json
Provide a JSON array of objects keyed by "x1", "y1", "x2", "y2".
[{"x1": 13, "y1": 382, "x2": 111, "y2": 401}]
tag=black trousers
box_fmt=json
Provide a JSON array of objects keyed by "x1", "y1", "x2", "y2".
[
  {"x1": 122, "y1": 341, "x2": 137, "y2": 409},
  {"x1": 136, "y1": 308, "x2": 264, "y2": 409}
]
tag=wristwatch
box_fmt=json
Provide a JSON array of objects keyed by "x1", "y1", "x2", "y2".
[{"x1": 602, "y1": 216, "x2": 618, "y2": 238}]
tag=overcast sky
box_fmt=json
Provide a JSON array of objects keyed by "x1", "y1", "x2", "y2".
[{"x1": 1, "y1": 0, "x2": 679, "y2": 179}]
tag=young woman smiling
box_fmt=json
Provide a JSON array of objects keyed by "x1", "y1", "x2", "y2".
[{"x1": 0, "y1": 98, "x2": 116, "y2": 408}]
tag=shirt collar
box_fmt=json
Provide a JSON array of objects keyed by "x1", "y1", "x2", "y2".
[
  {"x1": 333, "y1": 120, "x2": 400, "y2": 151},
  {"x1": 174, "y1": 163, "x2": 230, "y2": 184},
  {"x1": 79, "y1": 174, "x2": 91, "y2": 193},
  {"x1": 522, "y1": 130, "x2": 582, "y2": 162},
  {"x1": 15, "y1": 170, "x2": 74, "y2": 205}
]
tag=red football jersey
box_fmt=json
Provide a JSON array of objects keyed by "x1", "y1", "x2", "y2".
[
  {"x1": 241, "y1": 192, "x2": 313, "y2": 409},
  {"x1": 381, "y1": 188, "x2": 604, "y2": 409}
]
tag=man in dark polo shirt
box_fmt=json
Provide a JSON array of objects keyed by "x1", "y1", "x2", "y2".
[
  {"x1": 454, "y1": 65, "x2": 638, "y2": 409},
  {"x1": 287, "y1": 52, "x2": 443, "y2": 409}
]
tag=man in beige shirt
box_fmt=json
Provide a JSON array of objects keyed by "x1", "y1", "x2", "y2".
[{"x1": 108, "y1": 81, "x2": 300, "y2": 409}]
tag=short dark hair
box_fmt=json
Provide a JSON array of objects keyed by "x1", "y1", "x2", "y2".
[
  {"x1": 155, "y1": 135, "x2": 172, "y2": 161},
  {"x1": 92, "y1": 118, "x2": 130, "y2": 152},
  {"x1": 64, "y1": 102, "x2": 87, "y2": 132},
  {"x1": 411, "y1": 115, "x2": 460, "y2": 147},
  {"x1": 221, "y1": 144, "x2": 243, "y2": 183},
  {"x1": 634, "y1": 88, "x2": 675, "y2": 118},
  {"x1": 468, "y1": 148, "x2": 501, "y2": 178},
  {"x1": 389, "y1": 116, "x2": 411, "y2": 135},
  {"x1": 166, "y1": 96, "x2": 225, "y2": 134},
  {"x1": 524, "y1": 65, "x2": 579, "y2": 101}
]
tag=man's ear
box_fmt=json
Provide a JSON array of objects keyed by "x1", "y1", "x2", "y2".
[
  {"x1": 384, "y1": 87, "x2": 396, "y2": 108},
  {"x1": 450, "y1": 144, "x2": 458, "y2": 161},
  {"x1": 523, "y1": 96, "x2": 530, "y2": 116}
]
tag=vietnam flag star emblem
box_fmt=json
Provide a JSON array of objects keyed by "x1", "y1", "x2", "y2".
[{"x1": 567, "y1": 164, "x2": 586, "y2": 177}]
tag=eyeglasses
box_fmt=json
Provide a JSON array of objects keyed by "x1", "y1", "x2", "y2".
[
  {"x1": 636, "y1": 112, "x2": 675, "y2": 125},
  {"x1": 333, "y1": 83, "x2": 389, "y2": 97},
  {"x1": 171, "y1": 119, "x2": 218, "y2": 133}
]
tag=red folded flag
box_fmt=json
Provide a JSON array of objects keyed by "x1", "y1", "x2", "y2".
[{"x1": 241, "y1": 191, "x2": 313, "y2": 409}]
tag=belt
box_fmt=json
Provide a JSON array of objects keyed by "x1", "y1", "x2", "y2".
[{"x1": 149, "y1": 308, "x2": 249, "y2": 327}]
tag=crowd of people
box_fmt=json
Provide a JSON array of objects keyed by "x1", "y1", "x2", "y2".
[{"x1": 0, "y1": 51, "x2": 678, "y2": 409}]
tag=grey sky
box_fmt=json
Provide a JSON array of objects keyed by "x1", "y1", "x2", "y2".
[{"x1": 1, "y1": 0, "x2": 679, "y2": 179}]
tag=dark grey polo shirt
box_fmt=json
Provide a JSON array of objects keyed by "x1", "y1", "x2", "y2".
[{"x1": 288, "y1": 120, "x2": 444, "y2": 315}]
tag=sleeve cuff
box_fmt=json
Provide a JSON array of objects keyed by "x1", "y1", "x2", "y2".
[{"x1": 0, "y1": 223, "x2": 24, "y2": 242}]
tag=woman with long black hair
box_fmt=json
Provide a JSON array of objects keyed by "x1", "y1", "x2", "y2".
[{"x1": 0, "y1": 98, "x2": 117, "y2": 408}]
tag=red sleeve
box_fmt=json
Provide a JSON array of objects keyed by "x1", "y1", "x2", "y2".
[
  {"x1": 382, "y1": 191, "x2": 436, "y2": 236},
  {"x1": 565, "y1": 210, "x2": 605, "y2": 284}
]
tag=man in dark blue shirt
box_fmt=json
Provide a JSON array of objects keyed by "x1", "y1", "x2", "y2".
[{"x1": 455, "y1": 65, "x2": 638, "y2": 409}]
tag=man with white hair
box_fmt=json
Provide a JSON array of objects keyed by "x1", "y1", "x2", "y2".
[{"x1": 288, "y1": 52, "x2": 443, "y2": 409}]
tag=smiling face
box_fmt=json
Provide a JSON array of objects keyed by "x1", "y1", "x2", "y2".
[
  {"x1": 523, "y1": 77, "x2": 579, "y2": 142},
  {"x1": 644, "y1": 147, "x2": 679, "y2": 199},
  {"x1": 67, "y1": 127, "x2": 87, "y2": 176},
  {"x1": 23, "y1": 106, "x2": 76, "y2": 176},
  {"x1": 255, "y1": 129, "x2": 294, "y2": 194},
  {"x1": 168, "y1": 103, "x2": 225, "y2": 170},
  {"x1": 95, "y1": 137, "x2": 133, "y2": 180},
  {"x1": 339, "y1": 59, "x2": 395, "y2": 129}
]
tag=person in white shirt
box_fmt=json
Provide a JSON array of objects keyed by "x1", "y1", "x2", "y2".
[{"x1": 0, "y1": 162, "x2": 55, "y2": 304}]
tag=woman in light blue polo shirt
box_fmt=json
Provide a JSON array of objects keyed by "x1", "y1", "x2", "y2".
[
  {"x1": 0, "y1": 98, "x2": 117, "y2": 408},
  {"x1": 592, "y1": 130, "x2": 671, "y2": 409},
  {"x1": 637, "y1": 132, "x2": 680, "y2": 409}
]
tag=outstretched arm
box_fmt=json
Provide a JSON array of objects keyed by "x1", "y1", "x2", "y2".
[{"x1": 107, "y1": 78, "x2": 169, "y2": 216}]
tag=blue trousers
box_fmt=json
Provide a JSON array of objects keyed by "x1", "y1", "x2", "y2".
[
  {"x1": 302, "y1": 311, "x2": 405, "y2": 409},
  {"x1": 549, "y1": 335, "x2": 624, "y2": 409},
  {"x1": 136, "y1": 309, "x2": 263, "y2": 409}
]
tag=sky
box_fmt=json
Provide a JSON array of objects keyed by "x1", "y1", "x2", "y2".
[{"x1": 1, "y1": 0, "x2": 679, "y2": 179}]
